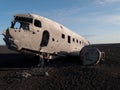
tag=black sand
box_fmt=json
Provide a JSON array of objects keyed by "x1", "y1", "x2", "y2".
[{"x1": 0, "y1": 44, "x2": 120, "y2": 90}]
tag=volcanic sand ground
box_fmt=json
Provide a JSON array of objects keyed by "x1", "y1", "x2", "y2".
[{"x1": 0, "y1": 44, "x2": 120, "y2": 90}]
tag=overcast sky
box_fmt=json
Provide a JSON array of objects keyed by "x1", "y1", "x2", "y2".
[{"x1": 0, "y1": 0, "x2": 120, "y2": 45}]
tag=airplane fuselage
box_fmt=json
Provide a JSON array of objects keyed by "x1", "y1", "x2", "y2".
[{"x1": 2, "y1": 14, "x2": 89, "y2": 59}]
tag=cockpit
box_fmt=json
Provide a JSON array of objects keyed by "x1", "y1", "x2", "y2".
[
  {"x1": 11, "y1": 16, "x2": 33, "y2": 30},
  {"x1": 11, "y1": 16, "x2": 42, "y2": 30}
]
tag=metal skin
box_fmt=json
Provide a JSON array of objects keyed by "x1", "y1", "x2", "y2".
[
  {"x1": 2, "y1": 13, "x2": 89, "y2": 60},
  {"x1": 3, "y1": 14, "x2": 89, "y2": 59}
]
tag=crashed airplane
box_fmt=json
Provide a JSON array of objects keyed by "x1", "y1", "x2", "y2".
[{"x1": 2, "y1": 13, "x2": 104, "y2": 66}]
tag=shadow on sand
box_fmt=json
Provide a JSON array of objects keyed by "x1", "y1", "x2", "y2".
[
  {"x1": 0, "y1": 53, "x2": 39, "y2": 69},
  {"x1": 0, "y1": 52, "x2": 81, "y2": 69}
]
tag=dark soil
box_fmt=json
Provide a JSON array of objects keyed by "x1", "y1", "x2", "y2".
[{"x1": 0, "y1": 44, "x2": 120, "y2": 90}]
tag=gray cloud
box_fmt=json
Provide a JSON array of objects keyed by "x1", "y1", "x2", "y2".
[{"x1": 95, "y1": 0, "x2": 120, "y2": 5}]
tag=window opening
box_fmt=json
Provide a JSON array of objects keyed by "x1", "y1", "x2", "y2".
[
  {"x1": 20, "y1": 23, "x2": 29, "y2": 30},
  {"x1": 15, "y1": 16, "x2": 33, "y2": 23},
  {"x1": 52, "y1": 38, "x2": 55, "y2": 41},
  {"x1": 76, "y1": 39, "x2": 78, "y2": 43},
  {"x1": 11, "y1": 21, "x2": 29, "y2": 30},
  {"x1": 62, "y1": 34, "x2": 65, "y2": 39},
  {"x1": 79, "y1": 41, "x2": 81, "y2": 44},
  {"x1": 13, "y1": 22, "x2": 20, "y2": 29},
  {"x1": 68, "y1": 36, "x2": 71, "y2": 43},
  {"x1": 73, "y1": 38, "x2": 75, "y2": 42},
  {"x1": 34, "y1": 20, "x2": 41, "y2": 27}
]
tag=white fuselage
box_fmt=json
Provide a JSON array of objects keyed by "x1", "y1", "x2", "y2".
[{"x1": 2, "y1": 14, "x2": 89, "y2": 59}]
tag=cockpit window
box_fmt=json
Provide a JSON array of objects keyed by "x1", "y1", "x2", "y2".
[
  {"x1": 11, "y1": 21, "x2": 29, "y2": 30},
  {"x1": 20, "y1": 23, "x2": 29, "y2": 30},
  {"x1": 34, "y1": 20, "x2": 41, "y2": 28},
  {"x1": 11, "y1": 16, "x2": 32, "y2": 30},
  {"x1": 13, "y1": 22, "x2": 20, "y2": 29},
  {"x1": 15, "y1": 16, "x2": 33, "y2": 23}
]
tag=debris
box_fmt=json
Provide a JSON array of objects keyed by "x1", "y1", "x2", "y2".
[
  {"x1": 30, "y1": 68, "x2": 49, "y2": 76},
  {"x1": 21, "y1": 72, "x2": 31, "y2": 78},
  {"x1": 15, "y1": 72, "x2": 31, "y2": 79},
  {"x1": 45, "y1": 72, "x2": 49, "y2": 76}
]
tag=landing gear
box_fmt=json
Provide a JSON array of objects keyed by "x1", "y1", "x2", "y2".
[
  {"x1": 37, "y1": 56, "x2": 44, "y2": 68},
  {"x1": 35, "y1": 55, "x2": 49, "y2": 76}
]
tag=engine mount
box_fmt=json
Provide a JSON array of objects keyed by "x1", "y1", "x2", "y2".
[{"x1": 79, "y1": 46, "x2": 105, "y2": 65}]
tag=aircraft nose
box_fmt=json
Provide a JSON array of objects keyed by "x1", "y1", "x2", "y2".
[{"x1": 2, "y1": 29, "x2": 17, "y2": 49}]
